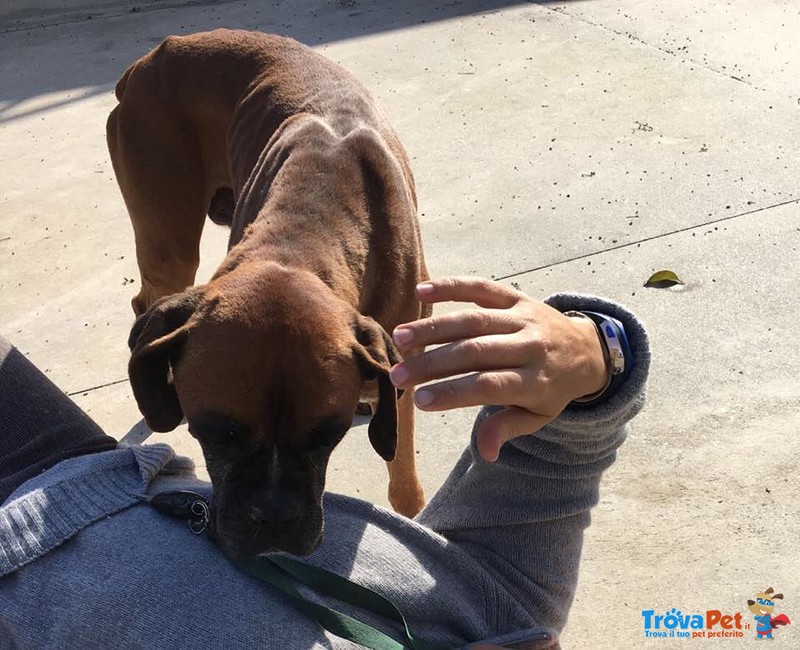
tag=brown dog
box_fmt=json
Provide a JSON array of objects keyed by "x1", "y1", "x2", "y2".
[{"x1": 107, "y1": 29, "x2": 429, "y2": 558}]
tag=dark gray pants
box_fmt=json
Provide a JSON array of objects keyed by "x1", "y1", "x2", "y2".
[{"x1": 0, "y1": 336, "x2": 117, "y2": 503}]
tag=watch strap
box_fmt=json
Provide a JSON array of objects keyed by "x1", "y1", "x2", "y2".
[{"x1": 564, "y1": 310, "x2": 634, "y2": 407}]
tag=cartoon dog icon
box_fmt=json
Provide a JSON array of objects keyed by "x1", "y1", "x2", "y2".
[{"x1": 747, "y1": 587, "x2": 791, "y2": 640}]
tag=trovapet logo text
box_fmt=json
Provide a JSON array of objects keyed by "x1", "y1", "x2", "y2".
[
  {"x1": 641, "y1": 587, "x2": 791, "y2": 640},
  {"x1": 641, "y1": 609, "x2": 748, "y2": 639}
]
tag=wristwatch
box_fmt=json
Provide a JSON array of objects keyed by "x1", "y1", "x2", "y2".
[{"x1": 564, "y1": 310, "x2": 633, "y2": 407}]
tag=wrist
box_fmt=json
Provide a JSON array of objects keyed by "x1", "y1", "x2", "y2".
[
  {"x1": 567, "y1": 313, "x2": 611, "y2": 399},
  {"x1": 565, "y1": 310, "x2": 634, "y2": 407}
]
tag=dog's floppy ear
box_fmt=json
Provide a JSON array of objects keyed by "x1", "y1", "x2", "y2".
[
  {"x1": 128, "y1": 289, "x2": 202, "y2": 432},
  {"x1": 352, "y1": 314, "x2": 403, "y2": 462}
]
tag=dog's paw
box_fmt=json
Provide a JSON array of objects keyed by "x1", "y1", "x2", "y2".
[{"x1": 388, "y1": 484, "x2": 425, "y2": 519}]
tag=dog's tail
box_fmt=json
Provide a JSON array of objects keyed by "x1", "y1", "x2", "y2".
[
  {"x1": 115, "y1": 36, "x2": 176, "y2": 102},
  {"x1": 114, "y1": 63, "x2": 136, "y2": 101}
]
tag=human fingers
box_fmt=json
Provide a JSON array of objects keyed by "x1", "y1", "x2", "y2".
[
  {"x1": 390, "y1": 333, "x2": 534, "y2": 389},
  {"x1": 476, "y1": 406, "x2": 553, "y2": 462},
  {"x1": 415, "y1": 277, "x2": 521, "y2": 309},
  {"x1": 408, "y1": 369, "x2": 528, "y2": 411},
  {"x1": 392, "y1": 308, "x2": 521, "y2": 351}
]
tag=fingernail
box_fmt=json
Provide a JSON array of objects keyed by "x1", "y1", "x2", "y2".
[
  {"x1": 389, "y1": 364, "x2": 409, "y2": 386},
  {"x1": 393, "y1": 327, "x2": 413, "y2": 346},
  {"x1": 413, "y1": 389, "x2": 434, "y2": 407},
  {"x1": 416, "y1": 282, "x2": 434, "y2": 296}
]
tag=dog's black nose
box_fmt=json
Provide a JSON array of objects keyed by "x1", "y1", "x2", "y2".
[{"x1": 249, "y1": 499, "x2": 302, "y2": 526}]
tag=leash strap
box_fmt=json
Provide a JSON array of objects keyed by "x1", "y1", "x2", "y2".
[
  {"x1": 234, "y1": 555, "x2": 450, "y2": 650},
  {"x1": 143, "y1": 489, "x2": 448, "y2": 649}
]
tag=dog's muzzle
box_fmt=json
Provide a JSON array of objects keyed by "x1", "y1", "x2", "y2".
[{"x1": 211, "y1": 496, "x2": 324, "y2": 558}]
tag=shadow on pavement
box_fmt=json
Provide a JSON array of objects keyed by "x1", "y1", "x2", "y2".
[{"x1": 0, "y1": 0, "x2": 577, "y2": 123}]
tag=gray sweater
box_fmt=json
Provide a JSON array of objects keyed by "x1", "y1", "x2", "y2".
[{"x1": 0, "y1": 295, "x2": 649, "y2": 649}]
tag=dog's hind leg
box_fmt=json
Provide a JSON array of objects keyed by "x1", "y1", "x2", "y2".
[{"x1": 107, "y1": 105, "x2": 211, "y2": 316}]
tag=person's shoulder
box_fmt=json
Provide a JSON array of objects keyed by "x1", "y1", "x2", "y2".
[
  {"x1": 0, "y1": 443, "x2": 204, "y2": 578},
  {"x1": 3, "y1": 443, "x2": 182, "y2": 505}
]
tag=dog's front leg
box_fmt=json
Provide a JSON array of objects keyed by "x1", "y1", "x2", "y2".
[{"x1": 387, "y1": 384, "x2": 425, "y2": 518}]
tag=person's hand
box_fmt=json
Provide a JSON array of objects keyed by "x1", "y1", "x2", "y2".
[{"x1": 389, "y1": 277, "x2": 609, "y2": 461}]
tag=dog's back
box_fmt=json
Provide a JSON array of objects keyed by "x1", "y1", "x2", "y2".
[
  {"x1": 112, "y1": 29, "x2": 416, "y2": 207},
  {"x1": 107, "y1": 30, "x2": 424, "y2": 315}
]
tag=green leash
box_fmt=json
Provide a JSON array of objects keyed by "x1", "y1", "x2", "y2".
[
  {"x1": 234, "y1": 555, "x2": 450, "y2": 650},
  {"x1": 144, "y1": 490, "x2": 449, "y2": 649},
  {"x1": 145, "y1": 491, "x2": 555, "y2": 650}
]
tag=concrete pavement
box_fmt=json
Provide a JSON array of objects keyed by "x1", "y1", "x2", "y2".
[{"x1": 1, "y1": 1, "x2": 798, "y2": 647}]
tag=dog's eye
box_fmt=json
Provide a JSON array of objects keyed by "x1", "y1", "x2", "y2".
[
  {"x1": 210, "y1": 428, "x2": 244, "y2": 446},
  {"x1": 189, "y1": 420, "x2": 249, "y2": 450}
]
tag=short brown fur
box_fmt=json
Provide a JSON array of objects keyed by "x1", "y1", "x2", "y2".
[{"x1": 108, "y1": 30, "x2": 429, "y2": 556}]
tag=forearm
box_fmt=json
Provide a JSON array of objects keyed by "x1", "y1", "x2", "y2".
[{"x1": 416, "y1": 295, "x2": 650, "y2": 631}]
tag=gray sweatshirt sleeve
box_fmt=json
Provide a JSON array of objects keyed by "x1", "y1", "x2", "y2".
[{"x1": 415, "y1": 294, "x2": 650, "y2": 633}]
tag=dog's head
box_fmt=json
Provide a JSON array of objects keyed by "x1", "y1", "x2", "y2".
[{"x1": 128, "y1": 262, "x2": 401, "y2": 558}]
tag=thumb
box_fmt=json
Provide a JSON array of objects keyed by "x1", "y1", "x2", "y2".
[{"x1": 476, "y1": 406, "x2": 552, "y2": 462}]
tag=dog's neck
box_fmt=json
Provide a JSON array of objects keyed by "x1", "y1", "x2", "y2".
[{"x1": 218, "y1": 116, "x2": 413, "y2": 312}]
